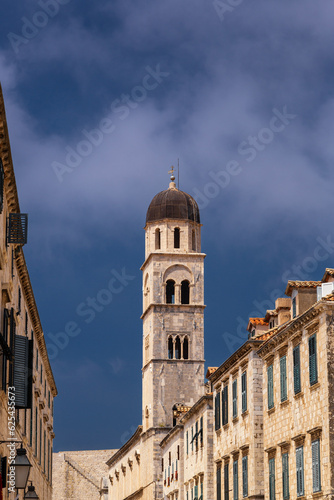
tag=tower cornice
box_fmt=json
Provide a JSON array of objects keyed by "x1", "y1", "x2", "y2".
[
  {"x1": 141, "y1": 251, "x2": 206, "y2": 271},
  {"x1": 141, "y1": 302, "x2": 206, "y2": 320}
]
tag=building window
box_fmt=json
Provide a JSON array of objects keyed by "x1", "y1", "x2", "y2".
[
  {"x1": 195, "y1": 420, "x2": 199, "y2": 451},
  {"x1": 186, "y1": 431, "x2": 189, "y2": 455},
  {"x1": 280, "y1": 355, "x2": 287, "y2": 402},
  {"x1": 233, "y1": 459, "x2": 238, "y2": 500},
  {"x1": 296, "y1": 446, "x2": 304, "y2": 497},
  {"x1": 200, "y1": 480, "x2": 203, "y2": 500},
  {"x1": 222, "y1": 385, "x2": 228, "y2": 426},
  {"x1": 282, "y1": 452, "x2": 289, "y2": 500},
  {"x1": 242, "y1": 456, "x2": 248, "y2": 498},
  {"x1": 183, "y1": 337, "x2": 189, "y2": 359},
  {"x1": 200, "y1": 416, "x2": 203, "y2": 447},
  {"x1": 232, "y1": 379, "x2": 237, "y2": 419},
  {"x1": 181, "y1": 280, "x2": 190, "y2": 304},
  {"x1": 217, "y1": 466, "x2": 222, "y2": 500},
  {"x1": 175, "y1": 337, "x2": 181, "y2": 359},
  {"x1": 36, "y1": 349, "x2": 38, "y2": 371},
  {"x1": 241, "y1": 372, "x2": 247, "y2": 413},
  {"x1": 168, "y1": 337, "x2": 173, "y2": 359},
  {"x1": 166, "y1": 280, "x2": 175, "y2": 304},
  {"x1": 269, "y1": 457, "x2": 275, "y2": 500},
  {"x1": 293, "y1": 345, "x2": 301, "y2": 394},
  {"x1": 18, "y1": 287, "x2": 21, "y2": 314},
  {"x1": 309, "y1": 334, "x2": 318, "y2": 386},
  {"x1": 312, "y1": 439, "x2": 321, "y2": 493},
  {"x1": 30, "y1": 403, "x2": 33, "y2": 446},
  {"x1": 292, "y1": 297, "x2": 296, "y2": 318},
  {"x1": 267, "y1": 364, "x2": 274, "y2": 409},
  {"x1": 155, "y1": 228, "x2": 161, "y2": 250},
  {"x1": 174, "y1": 228, "x2": 180, "y2": 248},
  {"x1": 215, "y1": 392, "x2": 221, "y2": 431},
  {"x1": 224, "y1": 463, "x2": 229, "y2": 500},
  {"x1": 35, "y1": 407, "x2": 38, "y2": 456},
  {"x1": 39, "y1": 419, "x2": 42, "y2": 464},
  {"x1": 192, "y1": 230, "x2": 196, "y2": 251}
]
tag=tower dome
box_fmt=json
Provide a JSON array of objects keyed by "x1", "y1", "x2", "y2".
[{"x1": 146, "y1": 176, "x2": 200, "y2": 224}]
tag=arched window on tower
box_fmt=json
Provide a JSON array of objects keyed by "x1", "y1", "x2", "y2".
[
  {"x1": 192, "y1": 230, "x2": 196, "y2": 251},
  {"x1": 181, "y1": 280, "x2": 190, "y2": 304},
  {"x1": 166, "y1": 280, "x2": 175, "y2": 304},
  {"x1": 175, "y1": 337, "x2": 181, "y2": 360},
  {"x1": 155, "y1": 228, "x2": 161, "y2": 250},
  {"x1": 168, "y1": 337, "x2": 173, "y2": 359},
  {"x1": 183, "y1": 337, "x2": 189, "y2": 359},
  {"x1": 174, "y1": 228, "x2": 180, "y2": 249}
]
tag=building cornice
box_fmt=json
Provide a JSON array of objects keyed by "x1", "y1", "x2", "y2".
[
  {"x1": 257, "y1": 300, "x2": 332, "y2": 358},
  {"x1": 209, "y1": 340, "x2": 263, "y2": 384},
  {"x1": 106, "y1": 426, "x2": 142, "y2": 467},
  {"x1": 141, "y1": 251, "x2": 206, "y2": 271},
  {"x1": 0, "y1": 84, "x2": 57, "y2": 395},
  {"x1": 141, "y1": 302, "x2": 206, "y2": 320}
]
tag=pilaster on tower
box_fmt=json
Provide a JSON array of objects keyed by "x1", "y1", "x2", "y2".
[{"x1": 141, "y1": 170, "x2": 206, "y2": 431}]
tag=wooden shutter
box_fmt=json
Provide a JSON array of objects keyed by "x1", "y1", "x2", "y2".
[
  {"x1": 241, "y1": 372, "x2": 247, "y2": 413},
  {"x1": 309, "y1": 335, "x2": 318, "y2": 386},
  {"x1": 224, "y1": 463, "x2": 229, "y2": 500},
  {"x1": 14, "y1": 335, "x2": 29, "y2": 408},
  {"x1": 217, "y1": 466, "x2": 222, "y2": 500},
  {"x1": 293, "y1": 345, "x2": 301, "y2": 394},
  {"x1": 269, "y1": 457, "x2": 275, "y2": 500},
  {"x1": 200, "y1": 416, "x2": 203, "y2": 446},
  {"x1": 232, "y1": 379, "x2": 237, "y2": 418},
  {"x1": 233, "y1": 460, "x2": 238, "y2": 500},
  {"x1": 222, "y1": 386, "x2": 228, "y2": 426},
  {"x1": 280, "y1": 356, "x2": 287, "y2": 402},
  {"x1": 186, "y1": 431, "x2": 189, "y2": 454},
  {"x1": 215, "y1": 392, "x2": 221, "y2": 430},
  {"x1": 194, "y1": 484, "x2": 198, "y2": 500},
  {"x1": 242, "y1": 456, "x2": 248, "y2": 498},
  {"x1": 267, "y1": 365, "x2": 274, "y2": 409},
  {"x1": 296, "y1": 446, "x2": 304, "y2": 497},
  {"x1": 312, "y1": 439, "x2": 321, "y2": 493},
  {"x1": 282, "y1": 453, "x2": 289, "y2": 500},
  {"x1": 9, "y1": 308, "x2": 15, "y2": 387}
]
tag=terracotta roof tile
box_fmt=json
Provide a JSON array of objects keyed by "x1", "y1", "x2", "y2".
[
  {"x1": 206, "y1": 367, "x2": 218, "y2": 378},
  {"x1": 248, "y1": 318, "x2": 268, "y2": 326},
  {"x1": 285, "y1": 280, "x2": 321, "y2": 296},
  {"x1": 322, "y1": 268, "x2": 334, "y2": 281}
]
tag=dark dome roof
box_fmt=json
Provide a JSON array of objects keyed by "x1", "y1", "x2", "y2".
[{"x1": 146, "y1": 187, "x2": 200, "y2": 224}]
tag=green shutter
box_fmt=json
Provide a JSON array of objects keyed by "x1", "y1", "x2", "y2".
[
  {"x1": 233, "y1": 460, "x2": 238, "y2": 500},
  {"x1": 269, "y1": 457, "x2": 275, "y2": 500},
  {"x1": 296, "y1": 446, "x2": 304, "y2": 497},
  {"x1": 267, "y1": 365, "x2": 274, "y2": 409},
  {"x1": 224, "y1": 463, "x2": 229, "y2": 500},
  {"x1": 200, "y1": 416, "x2": 203, "y2": 446},
  {"x1": 191, "y1": 427, "x2": 194, "y2": 451},
  {"x1": 242, "y1": 456, "x2": 248, "y2": 498},
  {"x1": 282, "y1": 453, "x2": 289, "y2": 500},
  {"x1": 217, "y1": 466, "x2": 222, "y2": 500},
  {"x1": 187, "y1": 430, "x2": 189, "y2": 455},
  {"x1": 293, "y1": 345, "x2": 301, "y2": 394},
  {"x1": 222, "y1": 386, "x2": 229, "y2": 425},
  {"x1": 232, "y1": 380, "x2": 237, "y2": 418},
  {"x1": 309, "y1": 335, "x2": 318, "y2": 386},
  {"x1": 280, "y1": 356, "x2": 287, "y2": 402},
  {"x1": 195, "y1": 484, "x2": 198, "y2": 500},
  {"x1": 195, "y1": 421, "x2": 199, "y2": 449},
  {"x1": 241, "y1": 372, "x2": 247, "y2": 413},
  {"x1": 215, "y1": 392, "x2": 221, "y2": 430},
  {"x1": 312, "y1": 439, "x2": 321, "y2": 493},
  {"x1": 14, "y1": 335, "x2": 29, "y2": 408}
]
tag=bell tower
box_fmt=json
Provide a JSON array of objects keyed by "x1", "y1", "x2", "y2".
[{"x1": 141, "y1": 169, "x2": 206, "y2": 430}]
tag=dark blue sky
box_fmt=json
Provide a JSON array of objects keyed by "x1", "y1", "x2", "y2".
[{"x1": 1, "y1": 0, "x2": 334, "y2": 452}]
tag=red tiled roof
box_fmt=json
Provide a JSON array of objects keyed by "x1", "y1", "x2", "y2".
[
  {"x1": 248, "y1": 318, "x2": 268, "y2": 326},
  {"x1": 322, "y1": 268, "x2": 334, "y2": 281},
  {"x1": 206, "y1": 367, "x2": 218, "y2": 378},
  {"x1": 285, "y1": 280, "x2": 321, "y2": 296}
]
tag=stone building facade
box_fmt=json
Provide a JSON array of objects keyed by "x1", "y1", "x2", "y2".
[
  {"x1": 53, "y1": 450, "x2": 116, "y2": 499},
  {"x1": 0, "y1": 85, "x2": 57, "y2": 499}
]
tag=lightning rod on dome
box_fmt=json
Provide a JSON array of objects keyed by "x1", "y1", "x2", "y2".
[{"x1": 178, "y1": 158, "x2": 180, "y2": 189}]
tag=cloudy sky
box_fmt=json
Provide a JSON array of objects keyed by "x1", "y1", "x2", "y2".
[{"x1": 1, "y1": 0, "x2": 334, "y2": 452}]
